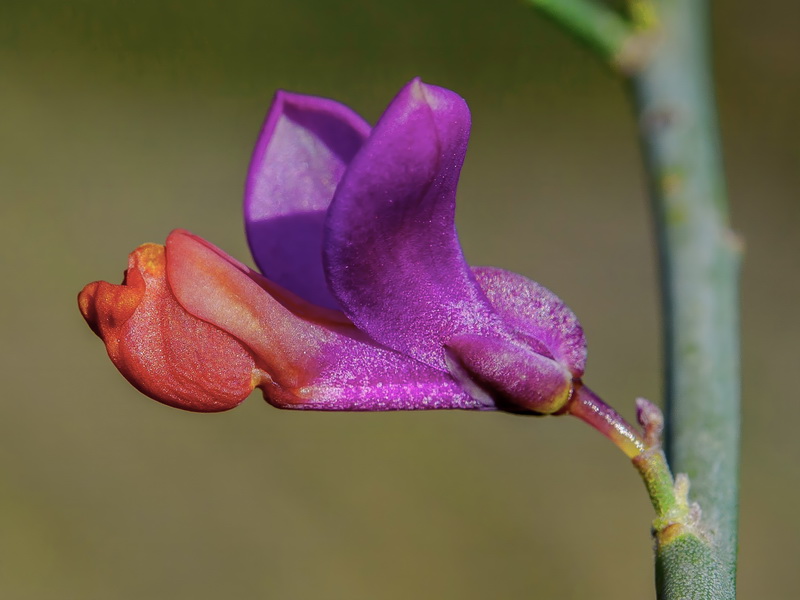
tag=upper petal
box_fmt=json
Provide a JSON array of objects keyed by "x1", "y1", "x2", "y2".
[
  {"x1": 245, "y1": 90, "x2": 370, "y2": 309},
  {"x1": 323, "y1": 78, "x2": 501, "y2": 369}
]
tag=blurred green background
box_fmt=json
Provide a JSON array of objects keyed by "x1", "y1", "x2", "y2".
[{"x1": 1, "y1": 1, "x2": 797, "y2": 598}]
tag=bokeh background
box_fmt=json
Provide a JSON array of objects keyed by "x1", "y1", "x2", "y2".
[{"x1": 1, "y1": 1, "x2": 797, "y2": 598}]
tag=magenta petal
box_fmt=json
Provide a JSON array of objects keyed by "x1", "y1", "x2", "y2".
[
  {"x1": 324, "y1": 79, "x2": 501, "y2": 368},
  {"x1": 298, "y1": 356, "x2": 492, "y2": 412},
  {"x1": 445, "y1": 334, "x2": 572, "y2": 414},
  {"x1": 472, "y1": 267, "x2": 587, "y2": 377},
  {"x1": 245, "y1": 90, "x2": 371, "y2": 309}
]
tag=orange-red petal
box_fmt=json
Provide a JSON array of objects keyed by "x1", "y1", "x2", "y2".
[
  {"x1": 80, "y1": 231, "x2": 487, "y2": 413},
  {"x1": 78, "y1": 243, "x2": 257, "y2": 412}
]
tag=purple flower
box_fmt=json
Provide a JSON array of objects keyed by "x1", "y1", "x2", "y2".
[{"x1": 79, "y1": 78, "x2": 586, "y2": 415}]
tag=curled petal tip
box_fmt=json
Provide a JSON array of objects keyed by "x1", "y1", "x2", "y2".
[
  {"x1": 79, "y1": 243, "x2": 257, "y2": 412},
  {"x1": 404, "y1": 77, "x2": 467, "y2": 116},
  {"x1": 445, "y1": 334, "x2": 573, "y2": 414},
  {"x1": 405, "y1": 77, "x2": 431, "y2": 107}
]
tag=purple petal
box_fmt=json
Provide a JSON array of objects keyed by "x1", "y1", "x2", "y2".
[
  {"x1": 445, "y1": 334, "x2": 573, "y2": 414},
  {"x1": 472, "y1": 267, "x2": 587, "y2": 377},
  {"x1": 245, "y1": 90, "x2": 370, "y2": 309},
  {"x1": 298, "y1": 355, "x2": 493, "y2": 412},
  {"x1": 324, "y1": 78, "x2": 501, "y2": 368}
]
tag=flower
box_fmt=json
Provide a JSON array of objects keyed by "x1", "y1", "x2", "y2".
[{"x1": 79, "y1": 78, "x2": 587, "y2": 415}]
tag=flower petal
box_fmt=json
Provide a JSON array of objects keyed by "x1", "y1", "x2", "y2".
[
  {"x1": 445, "y1": 333, "x2": 573, "y2": 414},
  {"x1": 166, "y1": 230, "x2": 490, "y2": 411},
  {"x1": 440, "y1": 267, "x2": 585, "y2": 414},
  {"x1": 245, "y1": 90, "x2": 370, "y2": 309},
  {"x1": 472, "y1": 267, "x2": 587, "y2": 377},
  {"x1": 324, "y1": 78, "x2": 501, "y2": 369},
  {"x1": 78, "y1": 244, "x2": 257, "y2": 412}
]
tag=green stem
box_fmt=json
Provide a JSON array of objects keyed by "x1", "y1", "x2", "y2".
[
  {"x1": 523, "y1": 0, "x2": 636, "y2": 66},
  {"x1": 630, "y1": 1, "x2": 740, "y2": 598},
  {"x1": 566, "y1": 385, "x2": 645, "y2": 458},
  {"x1": 568, "y1": 387, "x2": 724, "y2": 599},
  {"x1": 566, "y1": 387, "x2": 688, "y2": 526},
  {"x1": 526, "y1": 1, "x2": 741, "y2": 597}
]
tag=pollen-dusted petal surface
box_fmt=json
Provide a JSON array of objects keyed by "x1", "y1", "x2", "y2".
[
  {"x1": 245, "y1": 91, "x2": 370, "y2": 310},
  {"x1": 78, "y1": 244, "x2": 257, "y2": 412},
  {"x1": 324, "y1": 79, "x2": 502, "y2": 369},
  {"x1": 166, "y1": 230, "x2": 489, "y2": 411},
  {"x1": 445, "y1": 334, "x2": 573, "y2": 414},
  {"x1": 472, "y1": 267, "x2": 587, "y2": 377}
]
